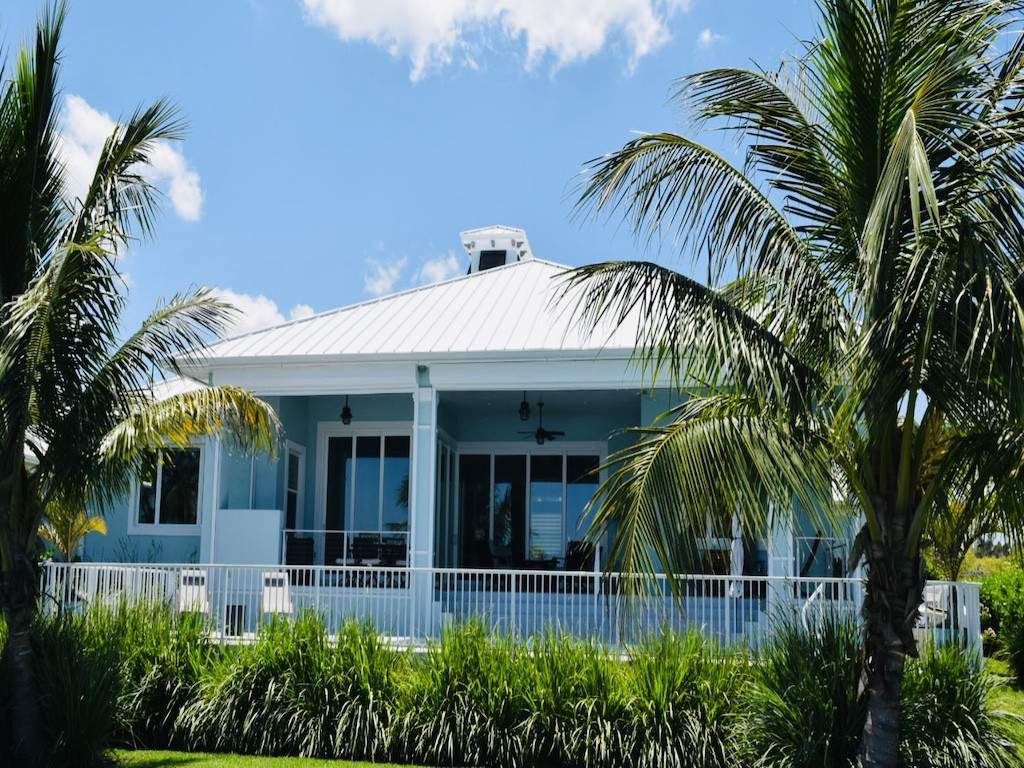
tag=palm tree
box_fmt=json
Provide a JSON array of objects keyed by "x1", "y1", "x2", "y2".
[
  {"x1": 0, "y1": 5, "x2": 279, "y2": 762},
  {"x1": 563, "y1": 1, "x2": 1024, "y2": 765},
  {"x1": 38, "y1": 501, "x2": 107, "y2": 562}
]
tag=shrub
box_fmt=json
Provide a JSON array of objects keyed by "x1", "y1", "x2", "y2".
[
  {"x1": 113, "y1": 605, "x2": 219, "y2": 748},
  {"x1": 738, "y1": 614, "x2": 865, "y2": 768},
  {"x1": 393, "y1": 620, "x2": 535, "y2": 767},
  {"x1": 620, "y1": 631, "x2": 745, "y2": 768},
  {"x1": 177, "y1": 613, "x2": 400, "y2": 760},
  {"x1": 901, "y1": 643, "x2": 1020, "y2": 768},
  {"x1": 34, "y1": 612, "x2": 123, "y2": 768},
  {"x1": 981, "y1": 569, "x2": 1024, "y2": 680}
]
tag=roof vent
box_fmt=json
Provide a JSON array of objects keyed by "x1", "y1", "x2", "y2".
[{"x1": 460, "y1": 225, "x2": 532, "y2": 273}]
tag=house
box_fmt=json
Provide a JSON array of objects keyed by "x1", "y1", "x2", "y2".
[{"x1": 61, "y1": 226, "x2": 975, "y2": 648}]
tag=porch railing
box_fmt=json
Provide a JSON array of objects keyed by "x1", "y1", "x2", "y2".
[{"x1": 38, "y1": 561, "x2": 981, "y2": 654}]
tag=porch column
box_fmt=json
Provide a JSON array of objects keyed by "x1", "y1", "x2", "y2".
[
  {"x1": 198, "y1": 436, "x2": 222, "y2": 563},
  {"x1": 766, "y1": 505, "x2": 794, "y2": 625},
  {"x1": 409, "y1": 371, "x2": 438, "y2": 637}
]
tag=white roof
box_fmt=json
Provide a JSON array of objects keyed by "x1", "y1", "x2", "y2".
[{"x1": 188, "y1": 258, "x2": 639, "y2": 365}]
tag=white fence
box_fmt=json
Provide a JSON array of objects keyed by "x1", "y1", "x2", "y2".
[{"x1": 39, "y1": 562, "x2": 982, "y2": 653}]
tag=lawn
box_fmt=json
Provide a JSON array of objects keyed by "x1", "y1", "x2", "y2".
[
  {"x1": 115, "y1": 751, "x2": 419, "y2": 768},
  {"x1": 987, "y1": 658, "x2": 1024, "y2": 752}
]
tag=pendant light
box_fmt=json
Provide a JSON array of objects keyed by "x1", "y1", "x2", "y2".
[
  {"x1": 518, "y1": 391, "x2": 531, "y2": 421},
  {"x1": 341, "y1": 395, "x2": 353, "y2": 425}
]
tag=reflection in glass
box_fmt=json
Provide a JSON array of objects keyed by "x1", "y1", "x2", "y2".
[
  {"x1": 382, "y1": 435, "x2": 410, "y2": 531},
  {"x1": 529, "y1": 455, "x2": 563, "y2": 561},
  {"x1": 459, "y1": 454, "x2": 491, "y2": 567},
  {"x1": 325, "y1": 436, "x2": 352, "y2": 531},
  {"x1": 159, "y1": 448, "x2": 201, "y2": 525},
  {"x1": 136, "y1": 451, "x2": 158, "y2": 524},
  {"x1": 566, "y1": 455, "x2": 599, "y2": 541},
  {"x1": 353, "y1": 436, "x2": 381, "y2": 531},
  {"x1": 493, "y1": 455, "x2": 526, "y2": 562}
]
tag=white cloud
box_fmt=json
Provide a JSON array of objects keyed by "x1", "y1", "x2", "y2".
[
  {"x1": 289, "y1": 303, "x2": 316, "y2": 321},
  {"x1": 57, "y1": 95, "x2": 204, "y2": 221},
  {"x1": 364, "y1": 257, "x2": 408, "y2": 296},
  {"x1": 696, "y1": 27, "x2": 722, "y2": 49},
  {"x1": 302, "y1": 0, "x2": 692, "y2": 80},
  {"x1": 415, "y1": 251, "x2": 463, "y2": 284},
  {"x1": 211, "y1": 288, "x2": 316, "y2": 336}
]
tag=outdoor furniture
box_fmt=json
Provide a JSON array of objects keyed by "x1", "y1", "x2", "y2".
[
  {"x1": 565, "y1": 540, "x2": 595, "y2": 571},
  {"x1": 261, "y1": 570, "x2": 293, "y2": 617},
  {"x1": 177, "y1": 568, "x2": 210, "y2": 614},
  {"x1": 380, "y1": 536, "x2": 408, "y2": 567},
  {"x1": 325, "y1": 531, "x2": 350, "y2": 565},
  {"x1": 352, "y1": 534, "x2": 382, "y2": 566},
  {"x1": 285, "y1": 534, "x2": 315, "y2": 566}
]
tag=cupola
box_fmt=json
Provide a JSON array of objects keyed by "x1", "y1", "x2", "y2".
[{"x1": 460, "y1": 225, "x2": 532, "y2": 273}]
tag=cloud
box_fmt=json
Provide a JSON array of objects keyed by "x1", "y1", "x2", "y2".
[
  {"x1": 415, "y1": 251, "x2": 463, "y2": 284},
  {"x1": 302, "y1": 0, "x2": 692, "y2": 80},
  {"x1": 364, "y1": 257, "x2": 408, "y2": 296},
  {"x1": 210, "y1": 288, "x2": 316, "y2": 336},
  {"x1": 289, "y1": 303, "x2": 316, "y2": 321},
  {"x1": 696, "y1": 27, "x2": 722, "y2": 49},
  {"x1": 57, "y1": 95, "x2": 204, "y2": 221}
]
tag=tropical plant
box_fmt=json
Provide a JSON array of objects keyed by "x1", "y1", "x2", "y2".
[
  {"x1": 563, "y1": 1, "x2": 1024, "y2": 765},
  {"x1": 38, "y1": 501, "x2": 107, "y2": 561},
  {"x1": 0, "y1": 5, "x2": 279, "y2": 763}
]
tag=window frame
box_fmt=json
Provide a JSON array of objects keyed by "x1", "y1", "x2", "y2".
[{"x1": 128, "y1": 442, "x2": 206, "y2": 536}]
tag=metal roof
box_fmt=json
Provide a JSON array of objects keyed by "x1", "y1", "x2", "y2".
[{"x1": 189, "y1": 258, "x2": 639, "y2": 364}]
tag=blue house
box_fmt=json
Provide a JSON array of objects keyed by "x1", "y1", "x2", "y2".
[{"x1": 61, "y1": 226, "x2": 974, "y2": 648}]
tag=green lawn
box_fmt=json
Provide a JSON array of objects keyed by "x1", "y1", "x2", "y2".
[
  {"x1": 987, "y1": 658, "x2": 1024, "y2": 751},
  {"x1": 115, "y1": 751, "x2": 418, "y2": 768}
]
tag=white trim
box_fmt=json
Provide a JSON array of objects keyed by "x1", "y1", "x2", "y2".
[
  {"x1": 284, "y1": 441, "x2": 306, "y2": 531},
  {"x1": 128, "y1": 441, "x2": 206, "y2": 537},
  {"x1": 313, "y1": 421, "x2": 414, "y2": 535}
]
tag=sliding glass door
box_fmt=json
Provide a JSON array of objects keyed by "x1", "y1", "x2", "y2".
[
  {"x1": 450, "y1": 447, "x2": 602, "y2": 569},
  {"x1": 319, "y1": 428, "x2": 411, "y2": 565}
]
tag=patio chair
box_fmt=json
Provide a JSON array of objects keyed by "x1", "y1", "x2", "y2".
[
  {"x1": 380, "y1": 536, "x2": 408, "y2": 567},
  {"x1": 261, "y1": 571, "x2": 293, "y2": 617},
  {"x1": 177, "y1": 568, "x2": 210, "y2": 615},
  {"x1": 352, "y1": 534, "x2": 382, "y2": 566}
]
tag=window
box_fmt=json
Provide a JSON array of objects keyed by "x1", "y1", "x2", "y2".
[
  {"x1": 478, "y1": 249, "x2": 508, "y2": 270},
  {"x1": 320, "y1": 429, "x2": 411, "y2": 535},
  {"x1": 133, "y1": 447, "x2": 202, "y2": 532},
  {"x1": 453, "y1": 448, "x2": 602, "y2": 568},
  {"x1": 285, "y1": 444, "x2": 305, "y2": 530}
]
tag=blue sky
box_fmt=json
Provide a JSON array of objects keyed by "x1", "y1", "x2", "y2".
[{"x1": 3, "y1": 0, "x2": 817, "y2": 335}]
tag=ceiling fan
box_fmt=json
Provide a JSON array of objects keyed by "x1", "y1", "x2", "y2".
[{"x1": 518, "y1": 401, "x2": 565, "y2": 445}]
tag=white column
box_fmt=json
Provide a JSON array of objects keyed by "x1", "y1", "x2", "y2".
[
  {"x1": 199, "y1": 436, "x2": 222, "y2": 563},
  {"x1": 766, "y1": 504, "x2": 794, "y2": 623},
  {"x1": 409, "y1": 374, "x2": 438, "y2": 639}
]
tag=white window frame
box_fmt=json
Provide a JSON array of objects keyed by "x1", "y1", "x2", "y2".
[
  {"x1": 284, "y1": 441, "x2": 306, "y2": 531},
  {"x1": 453, "y1": 441, "x2": 607, "y2": 563},
  {"x1": 129, "y1": 441, "x2": 205, "y2": 536},
  {"x1": 313, "y1": 421, "x2": 414, "y2": 534}
]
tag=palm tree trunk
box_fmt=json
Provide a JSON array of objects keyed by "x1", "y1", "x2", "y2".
[
  {"x1": 859, "y1": 522, "x2": 925, "y2": 768},
  {"x1": 1, "y1": 545, "x2": 42, "y2": 765}
]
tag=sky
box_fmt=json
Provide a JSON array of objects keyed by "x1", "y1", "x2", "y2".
[{"x1": 2, "y1": 0, "x2": 818, "y2": 336}]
